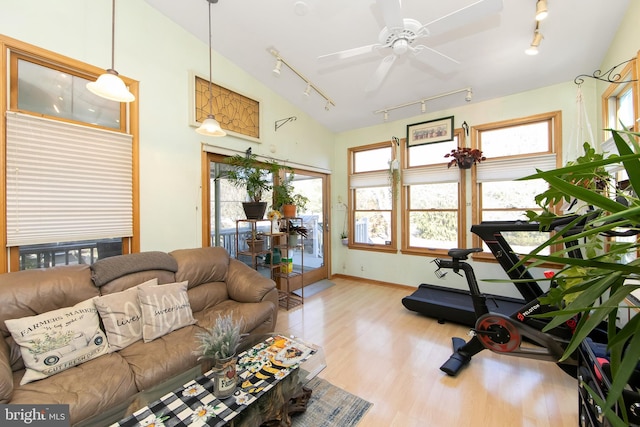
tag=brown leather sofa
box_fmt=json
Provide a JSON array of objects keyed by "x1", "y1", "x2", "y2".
[{"x1": 0, "y1": 246, "x2": 278, "y2": 425}]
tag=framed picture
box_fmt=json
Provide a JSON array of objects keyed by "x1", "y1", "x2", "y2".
[{"x1": 406, "y1": 116, "x2": 454, "y2": 147}]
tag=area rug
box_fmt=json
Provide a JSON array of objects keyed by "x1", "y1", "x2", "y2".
[
  {"x1": 292, "y1": 279, "x2": 335, "y2": 298},
  {"x1": 291, "y1": 377, "x2": 372, "y2": 427}
]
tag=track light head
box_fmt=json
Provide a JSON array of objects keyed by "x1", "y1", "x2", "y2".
[
  {"x1": 325, "y1": 101, "x2": 331, "y2": 111},
  {"x1": 465, "y1": 89, "x2": 472, "y2": 102},
  {"x1": 273, "y1": 58, "x2": 283, "y2": 76},
  {"x1": 420, "y1": 101, "x2": 426, "y2": 113},
  {"x1": 535, "y1": 0, "x2": 548, "y2": 21},
  {"x1": 383, "y1": 111, "x2": 389, "y2": 121},
  {"x1": 303, "y1": 82, "x2": 311, "y2": 97},
  {"x1": 525, "y1": 31, "x2": 543, "y2": 55}
]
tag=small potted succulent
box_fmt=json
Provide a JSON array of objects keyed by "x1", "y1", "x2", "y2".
[
  {"x1": 194, "y1": 313, "x2": 245, "y2": 399},
  {"x1": 445, "y1": 147, "x2": 486, "y2": 169}
]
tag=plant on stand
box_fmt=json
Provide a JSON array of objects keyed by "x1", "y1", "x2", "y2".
[
  {"x1": 444, "y1": 147, "x2": 486, "y2": 169},
  {"x1": 194, "y1": 313, "x2": 245, "y2": 399},
  {"x1": 223, "y1": 152, "x2": 280, "y2": 219},
  {"x1": 272, "y1": 169, "x2": 309, "y2": 218}
]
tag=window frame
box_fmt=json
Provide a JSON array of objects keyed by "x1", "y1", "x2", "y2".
[
  {"x1": 0, "y1": 35, "x2": 140, "y2": 272},
  {"x1": 347, "y1": 141, "x2": 397, "y2": 253},
  {"x1": 401, "y1": 129, "x2": 465, "y2": 256},
  {"x1": 471, "y1": 111, "x2": 562, "y2": 261}
]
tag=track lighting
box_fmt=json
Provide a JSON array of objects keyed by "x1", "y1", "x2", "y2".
[
  {"x1": 196, "y1": 0, "x2": 226, "y2": 137},
  {"x1": 535, "y1": 0, "x2": 548, "y2": 21},
  {"x1": 374, "y1": 87, "x2": 472, "y2": 120},
  {"x1": 86, "y1": 0, "x2": 135, "y2": 103},
  {"x1": 269, "y1": 48, "x2": 335, "y2": 110},
  {"x1": 272, "y1": 58, "x2": 283, "y2": 76},
  {"x1": 525, "y1": 30, "x2": 543, "y2": 55}
]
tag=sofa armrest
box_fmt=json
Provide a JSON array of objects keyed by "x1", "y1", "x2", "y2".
[
  {"x1": 226, "y1": 258, "x2": 276, "y2": 303},
  {"x1": 0, "y1": 335, "x2": 13, "y2": 403}
]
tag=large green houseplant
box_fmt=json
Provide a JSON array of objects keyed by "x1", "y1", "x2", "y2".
[
  {"x1": 517, "y1": 128, "x2": 640, "y2": 426},
  {"x1": 224, "y1": 153, "x2": 280, "y2": 219}
]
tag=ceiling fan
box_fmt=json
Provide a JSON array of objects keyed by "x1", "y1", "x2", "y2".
[{"x1": 318, "y1": 0, "x2": 504, "y2": 92}]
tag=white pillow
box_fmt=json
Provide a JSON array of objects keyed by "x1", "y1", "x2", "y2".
[
  {"x1": 137, "y1": 281, "x2": 196, "y2": 342},
  {"x1": 6, "y1": 298, "x2": 109, "y2": 385},
  {"x1": 94, "y1": 278, "x2": 157, "y2": 351}
]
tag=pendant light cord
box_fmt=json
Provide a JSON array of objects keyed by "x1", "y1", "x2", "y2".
[
  {"x1": 207, "y1": 0, "x2": 214, "y2": 114},
  {"x1": 110, "y1": 0, "x2": 116, "y2": 70}
]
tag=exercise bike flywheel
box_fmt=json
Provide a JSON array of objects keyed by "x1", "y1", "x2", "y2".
[{"x1": 475, "y1": 314, "x2": 522, "y2": 353}]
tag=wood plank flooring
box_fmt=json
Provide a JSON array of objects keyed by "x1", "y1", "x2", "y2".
[{"x1": 275, "y1": 276, "x2": 578, "y2": 427}]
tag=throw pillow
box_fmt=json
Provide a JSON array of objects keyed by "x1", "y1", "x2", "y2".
[
  {"x1": 137, "y1": 281, "x2": 196, "y2": 342},
  {"x1": 5, "y1": 298, "x2": 109, "y2": 385},
  {"x1": 94, "y1": 278, "x2": 158, "y2": 351}
]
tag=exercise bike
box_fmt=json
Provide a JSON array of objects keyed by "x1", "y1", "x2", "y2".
[{"x1": 436, "y1": 246, "x2": 581, "y2": 376}]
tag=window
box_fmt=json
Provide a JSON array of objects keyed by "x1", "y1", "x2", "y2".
[
  {"x1": 473, "y1": 112, "x2": 561, "y2": 255},
  {"x1": 402, "y1": 131, "x2": 463, "y2": 254},
  {"x1": 602, "y1": 58, "x2": 637, "y2": 135},
  {"x1": 348, "y1": 142, "x2": 396, "y2": 251},
  {"x1": 1, "y1": 36, "x2": 138, "y2": 272}
]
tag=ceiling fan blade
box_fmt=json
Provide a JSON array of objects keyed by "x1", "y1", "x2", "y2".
[
  {"x1": 412, "y1": 45, "x2": 460, "y2": 72},
  {"x1": 423, "y1": 0, "x2": 503, "y2": 37},
  {"x1": 376, "y1": 0, "x2": 404, "y2": 31},
  {"x1": 365, "y1": 55, "x2": 397, "y2": 92},
  {"x1": 318, "y1": 43, "x2": 382, "y2": 62}
]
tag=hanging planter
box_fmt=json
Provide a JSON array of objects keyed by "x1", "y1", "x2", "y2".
[{"x1": 445, "y1": 147, "x2": 486, "y2": 169}]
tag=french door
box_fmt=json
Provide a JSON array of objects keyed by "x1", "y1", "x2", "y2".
[{"x1": 203, "y1": 153, "x2": 329, "y2": 286}]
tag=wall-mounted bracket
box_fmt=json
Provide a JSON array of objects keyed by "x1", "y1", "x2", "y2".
[
  {"x1": 275, "y1": 116, "x2": 297, "y2": 131},
  {"x1": 574, "y1": 58, "x2": 637, "y2": 86}
]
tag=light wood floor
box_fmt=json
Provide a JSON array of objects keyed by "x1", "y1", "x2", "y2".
[{"x1": 275, "y1": 276, "x2": 578, "y2": 427}]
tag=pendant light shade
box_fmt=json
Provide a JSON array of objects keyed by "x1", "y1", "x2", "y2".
[
  {"x1": 87, "y1": 69, "x2": 135, "y2": 102},
  {"x1": 196, "y1": 115, "x2": 226, "y2": 136},
  {"x1": 196, "y1": 0, "x2": 226, "y2": 137},
  {"x1": 86, "y1": 0, "x2": 135, "y2": 103}
]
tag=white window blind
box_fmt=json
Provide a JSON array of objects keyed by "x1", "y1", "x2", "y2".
[
  {"x1": 476, "y1": 153, "x2": 557, "y2": 182},
  {"x1": 6, "y1": 112, "x2": 133, "y2": 246},
  {"x1": 349, "y1": 170, "x2": 389, "y2": 189},
  {"x1": 402, "y1": 165, "x2": 459, "y2": 185}
]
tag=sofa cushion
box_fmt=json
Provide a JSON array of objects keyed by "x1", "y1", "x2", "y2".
[
  {"x1": 170, "y1": 246, "x2": 229, "y2": 289},
  {"x1": 94, "y1": 279, "x2": 157, "y2": 351},
  {"x1": 91, "y1": 251, "x2": 178, "y2": 287},
  {"x1": 138, "y1": 281, "x2": 196, "y2": 342},
  {"x1": 193, "y1": 299, "x2": 276, "y2": 334},
  {"x1": 10, "y1": 352, "x2": 138, "y2": 425},
  {"x1": 5, "y1": 298, "x2": 109, "y2": 385},
  {"x1": 118, "y1": 325, "x2": 201, "y2": 391}
]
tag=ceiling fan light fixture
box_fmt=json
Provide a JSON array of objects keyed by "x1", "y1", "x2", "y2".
[
  {"x1": 535, "y1": 0, "x2": 548, "y2": 21},
  {"x1": 196, "y1": 0, "x2": 226, "y2": 138},
  {"x1": 392, "y1": 39, "x2": 409, "y2": 55},
  {"x1": 86, "y1": 0, "x2": 134, "y2": 103},
  {"x1": 273, "y1": 58, "x2": 283, "y2": 76}
]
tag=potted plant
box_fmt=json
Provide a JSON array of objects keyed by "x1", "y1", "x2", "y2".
[
  {"x1": 272, "y1": 169, "x2": 309, "y2": 218},
  {"x1": 245, "y1": 230, "x2": 265, "y2": 253},
  {"x1": 194, "y1": 313, "x2": 245, "y2": 399},
  {"x1": 517, "y1": 128, "x2": 640, "y2": 426},
  {"x1": 223, "y1": 152, "x2": 280, "y2": 219},
  {"x1": 340, "y1": 231, "x2": 348, "y2": 246},
  {"x1": 444, "y1": 147, "x2": 486, "y2": 169},
  {"x1": 281, "y1": 220, "x2": 308, "y2": 247}
]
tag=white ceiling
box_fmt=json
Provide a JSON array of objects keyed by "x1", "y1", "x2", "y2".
[{"x1": 144, "y1": 0, "x2": 631, "y2": 134}]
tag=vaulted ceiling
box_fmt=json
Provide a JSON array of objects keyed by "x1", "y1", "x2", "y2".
[{"x1": 144, "y1": 0, "x2": 631, "y2": 133}]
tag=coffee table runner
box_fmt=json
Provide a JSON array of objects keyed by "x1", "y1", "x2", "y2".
[{"x1": 113, "y1": 335, "x2": 315, "y2": 427}]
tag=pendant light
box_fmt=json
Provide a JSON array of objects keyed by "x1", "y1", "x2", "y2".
[
  {"x1": 86, "y1": 0, "x2": 135, "y2": 103},
  {"x1": 196, "y1": 0, "x2": 226, "y2": 137}
]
